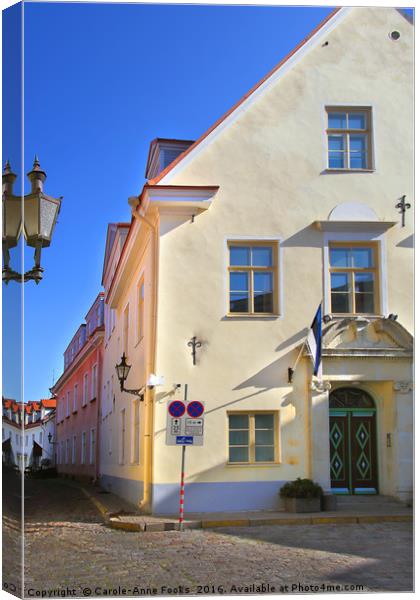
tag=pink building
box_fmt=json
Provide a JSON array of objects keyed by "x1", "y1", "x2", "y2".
[{"x1": 52, "y1": 293, "x2": 104, "y2": 481}]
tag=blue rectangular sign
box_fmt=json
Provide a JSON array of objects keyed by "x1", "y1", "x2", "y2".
[{"x1": 176, "y1": 436, "x2": 194, "y2": 445}]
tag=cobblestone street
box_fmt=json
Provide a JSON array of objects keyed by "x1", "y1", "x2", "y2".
[{"x1": 3, "y1": 476, "x2": 414, "y2": 597}]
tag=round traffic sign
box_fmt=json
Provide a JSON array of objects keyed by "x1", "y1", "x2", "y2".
[
  {"x1": 168, "y1": 401, "x2": 186, "y2": 418},
  {"x1": 187, "y1": 401, "x2": 204, "y2": 418}
]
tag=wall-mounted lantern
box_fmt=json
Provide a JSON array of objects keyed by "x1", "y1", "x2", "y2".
[
  {"x1": 2, "y1": 157, "x2": 62, "y2": 284},
  {"x1": 115, "y1": 353, "x2": 145, "y2": 400}
]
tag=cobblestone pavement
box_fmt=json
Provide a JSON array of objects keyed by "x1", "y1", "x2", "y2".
[{"x1": 4, "y1": 477, "x2": 414, "y2": 597}]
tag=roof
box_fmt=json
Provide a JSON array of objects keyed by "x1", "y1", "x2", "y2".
[{"x1": 148, "y1": 6, "x2": 411, "y2": 185}]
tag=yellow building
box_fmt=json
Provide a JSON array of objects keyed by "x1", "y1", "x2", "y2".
[{"x1": 98, "y1": 7, "x2": 413, "y2": 513}]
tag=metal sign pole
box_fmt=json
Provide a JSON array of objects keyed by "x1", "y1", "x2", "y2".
[{"x1": 179, "y1": 384, "x2": 188, "y2": 531}]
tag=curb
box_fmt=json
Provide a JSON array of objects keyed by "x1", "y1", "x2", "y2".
[
  {"x1": 80, "y1": 487, "x2": 111, "y2": 521},
  {"x1": 107, "y1": 513, "x2": 412, "y2": 533}
]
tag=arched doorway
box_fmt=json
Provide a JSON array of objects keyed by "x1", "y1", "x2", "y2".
[{"x1": 329, "y1": 387, "x2": 378, "y2": 495}]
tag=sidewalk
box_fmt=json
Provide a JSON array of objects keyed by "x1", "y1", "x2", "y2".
[{"x1": 77, "y1": 481, "x2": 413, "y2": 533}]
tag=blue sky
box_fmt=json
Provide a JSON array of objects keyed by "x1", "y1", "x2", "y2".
[{"x1": 2, "y1": 2, "x2": 413, "y2": 401}]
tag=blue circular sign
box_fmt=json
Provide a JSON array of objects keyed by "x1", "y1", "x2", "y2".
[
  {"x1": 168, "y1": 401, "x2": 186, "y2": 418},
  {"x1": 187, "y1": 401, "x2": 204, "y2": 418}
]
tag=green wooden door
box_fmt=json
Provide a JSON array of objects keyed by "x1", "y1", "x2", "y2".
[{"x1": 329, "y1": 388, "x2": 378, "y2": 495}]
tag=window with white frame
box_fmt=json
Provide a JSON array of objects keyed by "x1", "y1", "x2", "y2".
[
  {"x1": 81, "y1": 432, "x2": 86, "y2": 464},
  {"x1": 65, "y1": 439, "x2": 70, "y2": 464},
  {"x1": 326, "y1": 107, "x2": 372, "y2": 170},
  {"x1": 90, "y1": 428, "x2": 96, "y2": 465},
  {"x1": 329, "y1": 243, "x2": 379, "y2": 314},
  {"x1": 83, "y1": 373, "x2": 89, "y2": 406},
  {"x1": 228, "y1": 242, "x2": 278, "y2": 315},
  {"x1": 228, "y1": 413, "x2": 277, "y2": 464},
  {"x1": 123, "y1": 305, "x2": 130, "y2": 357},
  {"x1": 72, "y1": 435, "x2": 77, "y2": 464},
  {"x1": 111, "y1": 308, "x2": 116, "y2": 331},
  {"x1": 91, "y1": 364, "x2": 98, "y2": 400},
  {"x1": 131, "y1": 399, "x2": 140, "y2": 464},
  {"x1": 137, "y1": 278, "x2": 145, "y2": 342},
  {"x1": 66, "y1": 391, "x2": 71, "y2": 417},
  {"x1": 119, "y1": 409, "x2": 126, "y2": 464},
  {"x1": 73, "y1": 384, "x2": 78, "y2": 412}
]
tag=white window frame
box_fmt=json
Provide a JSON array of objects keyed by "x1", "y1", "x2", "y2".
[
  {"x1": 89, "y1": 428, "x2": 96, "y2": 465},
  {"x1": 137, "y1": 277, "x2": 145, "y2": 343},
  {"x1": 119, "y1": 409, "x2": 126, "y2": 465},
  {"x1": 65, "y1": 439, "x2": 70, "y2": 464},
  {"x1": 223, "y1": 236, "x2": 283, "y2": 319},
  {"x1": 321, "y1": 103, "x2": 377, "y2": 172},
  {"x1": 83, "y1": 373, "x2": 89, "y2": 406},
  {"x1": 81, "y1": 431, "x2": 86, "y2": 464},
  {"x1": 72, "y1": 435, "x2": 77, "y2": 464},
  {"x1": 322, "y1": 231, "x2": 388, "y2": 317},
  {"x1": 131, "y1": 399, "x2": 140, "y2": 464},
  {"x1": 73, "y1": 384, "x2": 78, "y2": 412},
  {"x1": 123, "y1": 304, "x2": 130, "y2": 357},
  {"x1": 91, "y1": 364, "x2": 98, "y2": 400}
]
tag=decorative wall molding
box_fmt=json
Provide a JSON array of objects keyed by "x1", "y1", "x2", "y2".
[
  {"x1": 311, "y1": 380, "x2": 332, "y2": 393},
  {"x1": 393, "y1": 381, "x2": 413, "y2": 394}
]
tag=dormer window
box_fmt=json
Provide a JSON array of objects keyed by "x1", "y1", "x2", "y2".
[{"x1": 326, "y1": 107, "x2": 372, "y2": 170}]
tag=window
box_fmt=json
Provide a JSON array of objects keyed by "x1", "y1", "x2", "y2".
[
  {"x1": 83, "y1": 373, "x2": 89, "y2": 406},
  {"x1": 123, "y1": 305, "x2": 130, "y2": 357},
  {"x1": 228, "y1": 413, "x2": 277, "y2": 464},
  {"x1": 81, "y1": 432, "x2": 86, "y2": 464},
  {"x1": 65, "y1": 439, "x2": 70, "y2": 464},
  {"x1": 108, "y1": 425, "x2": 112, "y2": 455},
  {"x1": 39, "y1": 431, "x2": 43, "y2": 445},
  {"x1": 66, "y1": 391, "x2": 71, "y2": 417},
  {"x1": 72, "y1": 435, "x2": 77, "y2": 464},
  {"x1": 89, "y1": 429, "x2": 96, "y2": 465},
  {"x1": 111, "y1": 308, "x2": 116, "y2": 331},
  {"x1": 329, "y1": 243, "x2": 378, "y2": 314},
  {"x1": 91, "y1": 364, "x2": 98, "y2": 400},
  {"x1": 326, "y1": 108, "x2": 372, "y2": 170},
  {"x1": 73, "y1": 384, "x2": 78, "y2": 412},
  {"x1": 137, "y1": 279, "x2": 145, "y2": 342},
  {"x1": 228, "y1": 243, "x2": 277, "y2": 315},
  {"x1": 119, "y1": 409, "x2": 126, "y2": 464},
  {"x1": 131, "y1": 400, "x2": 140, "y2": 464}
]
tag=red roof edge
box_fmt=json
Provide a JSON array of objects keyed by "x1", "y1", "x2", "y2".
[{"x1": 148, "y1": 6, "x2": 341, "y2": 185}]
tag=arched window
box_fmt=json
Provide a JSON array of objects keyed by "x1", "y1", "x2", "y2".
[{"x1": 329, "y1": 387, "x2": 375, "y2": 409}]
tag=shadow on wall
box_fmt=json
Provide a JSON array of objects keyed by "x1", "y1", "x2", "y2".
[
  {"x1": 397, "y1": 234, "x2": 413, "y2": 248},
  {"x1": 282, "y1": 226, "x2": 323, "y2": 248}
]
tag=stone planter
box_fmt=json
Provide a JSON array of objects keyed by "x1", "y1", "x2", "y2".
[
  {"x1": 284, "y1": 497, "x2": 321, "y2": 513},
  {"x1": 321, "y1": 493, "x2": 337, "y2": 511}
]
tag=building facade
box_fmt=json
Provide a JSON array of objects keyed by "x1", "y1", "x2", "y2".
[
  {"x1": 52, "y1": 293, "x2": 104, "y2": 480},
  {"x1": 2, "y1": 398, "x2": 56, "y2": 470},
  {"x1": 98, "y1": 7, "x2": 413, "y2": 513}
]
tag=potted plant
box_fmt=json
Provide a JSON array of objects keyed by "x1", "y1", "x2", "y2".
[{"x1": 280, "y1": 478, "x2": 323, "y2": 512}]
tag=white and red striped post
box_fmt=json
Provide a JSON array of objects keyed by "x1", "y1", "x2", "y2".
[{"x1": 179, "y1": 384, "x2": 188, "y2": 531}]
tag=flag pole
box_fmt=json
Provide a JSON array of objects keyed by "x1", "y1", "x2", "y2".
[{"x1": 288, "y1": 336, "x2": 308, "y2": 384}]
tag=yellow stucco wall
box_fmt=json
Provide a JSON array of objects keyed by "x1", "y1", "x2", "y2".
[{"x1": 150, "y1": 8, "x2": 413, "y2": 505}]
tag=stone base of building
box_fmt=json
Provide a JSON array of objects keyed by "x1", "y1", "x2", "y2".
[
  {"x1": 99, "y1": 473, "x2": 143, "y2": 508},
  {"x1": 152, "y1": 480, "x2": 286, "y2": 514}
]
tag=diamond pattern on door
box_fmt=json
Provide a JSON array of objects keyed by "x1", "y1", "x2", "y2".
[{"x1": 330, "y1": 388, "x2": 378, "y2": 495}]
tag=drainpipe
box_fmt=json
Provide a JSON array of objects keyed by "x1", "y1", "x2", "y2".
[{"x1": 128, "y1": 195, "x2": 158, "y2": 513}]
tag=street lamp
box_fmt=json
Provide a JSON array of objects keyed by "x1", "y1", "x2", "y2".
[
  {"x1": 115, "y1": 353, "x2": 145, "y2": 399},
  {"x1": 2, "y1": 157, "x2": 62, "y2": 284},
  {"x1": 47, "y1": 432, "x2": 58, "y2": 445}
]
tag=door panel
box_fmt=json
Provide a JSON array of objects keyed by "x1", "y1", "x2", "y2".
[
  {"x1": 329, "y1": 415, "x2": 350, "y2": 493},
  {"x1": 351, "y1": 415, "x2": 378, "y2": 493}
]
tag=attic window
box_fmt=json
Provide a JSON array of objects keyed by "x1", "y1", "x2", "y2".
[{"x1": 389, "y1": 31, "x2": 401, "y2": 41}]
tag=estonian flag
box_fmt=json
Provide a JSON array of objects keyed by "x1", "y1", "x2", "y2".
[{"x1": 307, "y1": 303, "x2": 322, "y2": 377}]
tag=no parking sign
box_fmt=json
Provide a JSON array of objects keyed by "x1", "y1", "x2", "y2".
[{"x1": 166, "y1": 399, "x2": 204, "y2": 446}]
